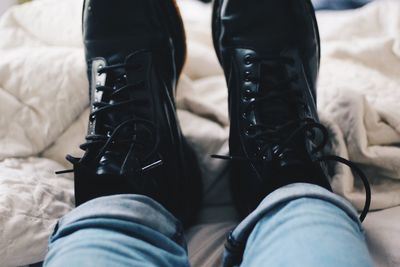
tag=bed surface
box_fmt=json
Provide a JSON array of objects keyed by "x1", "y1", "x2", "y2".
[{"x1": 0, "y1": 0, "x2": 399, "y2": 266}]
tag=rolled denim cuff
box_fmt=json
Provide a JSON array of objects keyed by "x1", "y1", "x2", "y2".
[
  {"x1": 49, "y1": 194, "x2": 186, "y2": 248},
  {"x1": 312, "y1": 0, "x2": 371, "y2": 10},
  {"x1": 223, "y1": 183, "x2": 361, "y2": 267}
]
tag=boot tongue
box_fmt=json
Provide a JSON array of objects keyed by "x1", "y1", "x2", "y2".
[
  {"x1": 104, "y1": 50, "x2": 152, "y2": 127},
  {"x1": 256, "y1": 62, "x2": 297, "y2": 126},
  {"x1": 254, "y1": 60, "x2": 310, "y2": 172},
  {"x1": 96, "y1": 51, "x2": 155, "y2": 176}
]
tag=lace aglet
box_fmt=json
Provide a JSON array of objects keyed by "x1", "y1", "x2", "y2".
[
  {"x1": 141, "y1": 159, "x2": 163, "y2": 172},
  {"x1": 55, "y1": 169, "x2": 74, "y2": 175},
  {"x1": 211, "y1": 155, "x2": 233, "y2": 160}
]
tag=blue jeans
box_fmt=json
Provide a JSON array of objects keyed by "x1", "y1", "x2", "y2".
[
  {"x1": 44, "y1": 183, "x2": 373, "y2": 267},
  {"x1": 311, "y1": 0, "x2": 371, "y2": 10}
]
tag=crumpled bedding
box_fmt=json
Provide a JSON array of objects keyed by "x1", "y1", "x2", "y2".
[{"x1": 0, "y1": 0, "x2": 399, "y2": 266}]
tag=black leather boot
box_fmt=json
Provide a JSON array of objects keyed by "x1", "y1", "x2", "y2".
[
  {"x1": 212, "y1": 0, "x2": 370, "y2": 221},
  {"x1": 63, "y1": 0, "x2": 202, "y2": 227}
]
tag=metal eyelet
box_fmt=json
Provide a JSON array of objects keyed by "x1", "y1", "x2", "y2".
[
  {"x1": 245, "y1": 125, "x2": 256, "y2": 136},
  {"x1": 242, "y1": 95, "x2": 251, "y2": 102},
  {"x1": 244, "y1": 55, "x2": 252, "y2": 65},
  {"x1": 242, "y1": 88, "x2": 252, "y2": 101},
  {"x1": 244, "y1": 71, "x2": 251, "y2": 82}
]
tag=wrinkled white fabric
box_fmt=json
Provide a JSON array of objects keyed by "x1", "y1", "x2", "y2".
[{"x1": 0, "y1": 0, "x2": 399, "y2": 266}]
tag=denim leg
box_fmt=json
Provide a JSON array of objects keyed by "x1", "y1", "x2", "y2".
[
  {"x1": 223, "y1": 183, "x2": 373, "y2": 267},
  {"x1": 311, "y1": 0, "x2": 371, "y2": 10},
  {"x1": 44, "y1": 194, "x2": 189, "y2": 267}
]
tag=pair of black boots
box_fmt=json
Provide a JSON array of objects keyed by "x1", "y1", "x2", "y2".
[{"x1": 62, "y1": 0, "x2": 370, "y2": 227}]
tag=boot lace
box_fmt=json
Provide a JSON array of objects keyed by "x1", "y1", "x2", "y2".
[
  {"x1": 57, "y1": 62, "x2": 162, "y2": 176},
  {"x1": 213, "y1": 55, "x2": 371, "y2": 222}
]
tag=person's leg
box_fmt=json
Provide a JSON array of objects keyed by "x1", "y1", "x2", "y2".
[
  {"x1": 45, "y1": 0, "x2": 202, "y2": 265},
  {"x1": 213, "y1": 0, "x2": 372, "y2": 266},
  {"x1": 44, "y1": 194, "x2": 189, "y2": 267},
  {"x1": 223, "y1": 183, "x2": 373, "y2": 267},
  {"x1": 312, "y1": 0, "x2": 371, "y2": 10}
]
